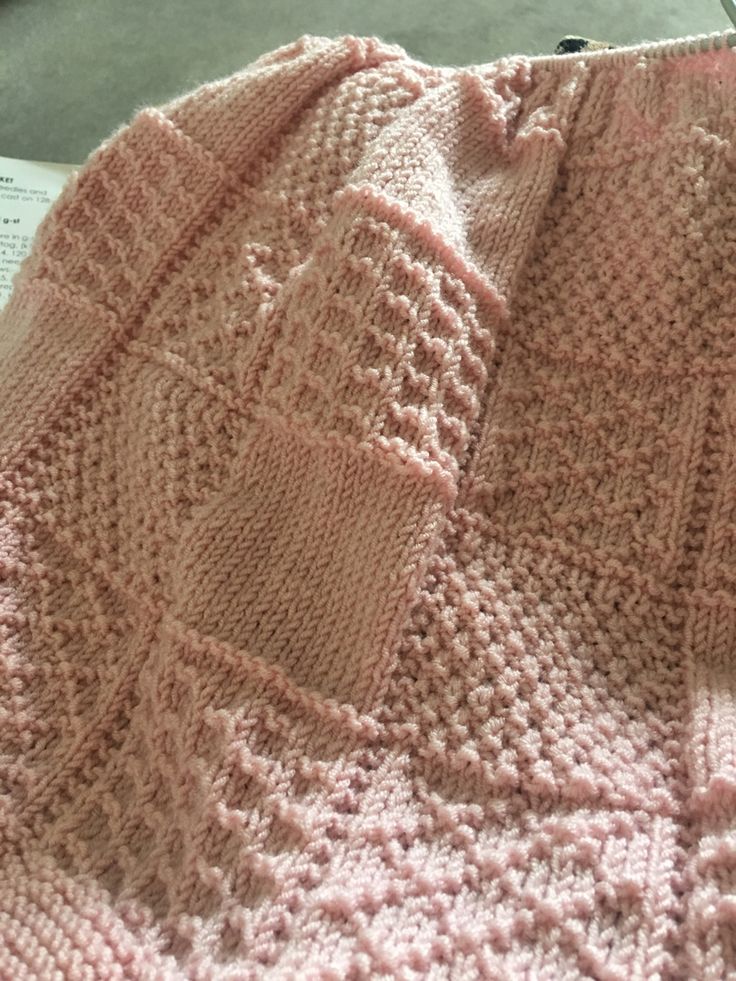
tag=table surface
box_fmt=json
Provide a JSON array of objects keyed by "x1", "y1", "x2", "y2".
[{"x1": 0, "y1": 0, "x2": 729, "y2": 165}]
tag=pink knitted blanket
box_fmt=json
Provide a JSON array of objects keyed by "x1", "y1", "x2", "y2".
[{"x1": 2, "y1": 28, "x2": 736, "y2": 979}]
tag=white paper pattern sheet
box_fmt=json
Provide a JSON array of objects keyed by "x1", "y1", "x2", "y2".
[{"x1": 0, "y1": 155, "x2": 77, "y2": 308}]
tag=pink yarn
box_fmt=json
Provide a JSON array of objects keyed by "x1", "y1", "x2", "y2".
[{"x1": 2, "y1": 28, "x2": 736, "y2": 979}]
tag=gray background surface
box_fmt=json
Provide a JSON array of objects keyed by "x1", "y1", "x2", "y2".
[{"x1": 0, "y1": 0, "x2": 731, "y2": 165}]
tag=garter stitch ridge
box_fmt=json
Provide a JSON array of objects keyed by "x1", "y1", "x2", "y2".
[{"x1": 3, "y1": 28, "x2": 736, "y2": 980}]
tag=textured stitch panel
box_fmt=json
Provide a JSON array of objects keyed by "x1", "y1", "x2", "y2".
[
  {"x1": 461, "y1": 106, "x2": 736, "y2": 593},
  {"x1": 0, "y1": 114, "x2": 231, "y2": 461},
  {"x1": 379, "y1": 511, "x2": 687, "y2": 811},
  {"x1": 250, "y1": 194, "x2": 502, "y2": 492},
  {"x1": 3, "y1": 628, "x2": 406, "y2": 971},
  {"x1": 536, "y1": 48, "x2": 736, "y2": 169},
  {"x1": 506, "y1": 132, "x2": 736, "y2": 372},
  {"x1": 136, "y1": 60, "x2": 428, "y2": 398},
  {"x1": 464, "y1": 347, "x2": 703, "y2": 582},
  {"x1": 13, "y1": 354, "x2": 248, "y2": 603},
  {"x1": 15, "y1": 110, "x2": 229, "y2": 318},
  {"x1": 0, "y1": 499, "x2": 136, "y2": 826},
  {"x1": 270, "y1": 794, "x2": 681, "y2": 979},
  {"x1": 159, "y1": 35, "x2": 411, "y2": 171}
]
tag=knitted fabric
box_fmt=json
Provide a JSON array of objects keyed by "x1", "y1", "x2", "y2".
[{"x1": 2, "y1": 27, "x2": 736, "y2": 980}]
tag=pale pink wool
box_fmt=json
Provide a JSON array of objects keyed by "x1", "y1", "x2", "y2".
[{"x1": 2, "y1": 27, "x2": 736, "y2": 979}]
